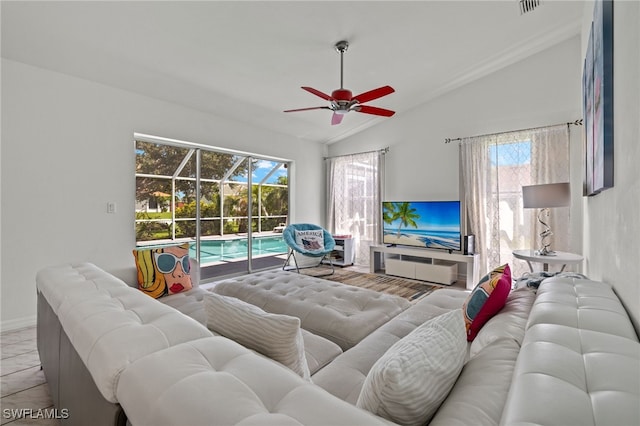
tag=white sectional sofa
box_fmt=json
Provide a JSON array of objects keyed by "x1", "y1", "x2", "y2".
[{"x1": 36, "y1": 263, "x2": 640, "y2": 426}]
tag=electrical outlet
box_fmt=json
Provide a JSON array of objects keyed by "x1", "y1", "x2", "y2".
[{"x1": 107, "y1": 202, "x2": 117, "y2": 214}]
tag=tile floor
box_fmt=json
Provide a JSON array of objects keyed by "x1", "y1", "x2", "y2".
[{"x1": 0, "y1": 326, "x2": 59, "y2": 425}]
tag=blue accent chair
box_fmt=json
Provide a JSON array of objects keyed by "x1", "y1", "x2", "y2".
[{"x1": 282, "y1": 223, "x2": 336, "y2": 276}]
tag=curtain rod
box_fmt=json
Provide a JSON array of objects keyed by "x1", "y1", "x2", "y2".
[
  {"x1": 444, "y1": 119, "x2": 583, "y2": 144},
  {"x1": 323, "y1": 147, "x2": 389, "y2": 160}
]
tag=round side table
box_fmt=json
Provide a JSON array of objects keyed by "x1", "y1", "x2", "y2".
[{"x1": 512, "y1": 249, "x2": 584, "y2": 273}]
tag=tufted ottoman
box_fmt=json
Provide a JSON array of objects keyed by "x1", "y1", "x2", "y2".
[{"x1": 212, "y1": 270, "x2": 411, "y2": 350}]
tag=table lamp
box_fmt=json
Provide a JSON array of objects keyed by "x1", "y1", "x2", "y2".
[{"x1": 522, "y1": 182, "x2": 570, "y2": 256}]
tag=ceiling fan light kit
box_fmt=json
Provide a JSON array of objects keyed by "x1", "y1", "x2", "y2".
[{"x1": 284, "y1": 40, "x2": 395, "y2": 125}]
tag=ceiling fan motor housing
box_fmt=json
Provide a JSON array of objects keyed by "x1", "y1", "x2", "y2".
[{"x1": 331, "y1": 88, "x2": 352, "y2": 101}]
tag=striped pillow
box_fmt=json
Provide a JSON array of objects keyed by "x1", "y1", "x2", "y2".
[
  {"x1": 203, "y1": 292, "x2": 311, "y2": 380},
  {"x1": 356, "y1": 309, "x2": 466, "y2": 426}
]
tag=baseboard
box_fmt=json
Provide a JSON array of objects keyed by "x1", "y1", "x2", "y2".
[{"x1": 1, "y1": 315, "x2": 37, "y2": 332}]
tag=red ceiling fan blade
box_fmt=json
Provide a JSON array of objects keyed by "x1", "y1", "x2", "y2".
[
  {"x1": 301, "y1": 86, "x2": 333, "y2": 101},
  {"x1": 284, "y1": 106, "x2": 332, "y2": 113},
  {"x1": 353, "y1": 85, "x2": 395, "y2": 104},
  {"x1": 356, "y1": 105, "x2": 396, "y2": 117},
  {"x1": 331, "y1": 113, "x2": 344, "y2": 125}
]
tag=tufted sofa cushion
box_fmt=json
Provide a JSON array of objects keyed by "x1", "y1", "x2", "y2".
[
  {"x1": 212, "y1": 270, "x2": 410, "y2": 350},
  {"x1": 37, "y1": 263, "x2": 129, "y2": 315},
  {"x1": 156, "y1": 280, "x2": 344, "y2": 376},
  {"x1": 36, "y1": 263, "x2": 212, "y2": 403},
  {"x1": 154, "y1": 281, "x2": 343, "y2": 376},
  {"x1": 313, "y1": 288, "x2": 468, "y2": 404},
  {"x1": 300, "y1": 328, "x2": 343, "y2": 375},
  {"x1": 501, "y1": 324, "x2": 640, "y2": 426},
  {"x1": 116, "y1": 337, "x2": 393, "y2": 426},
  {"x1": 430, "y1": 288, "x2": 536, "y2": 425},
  {"x1": 431, "y1": 338, "x2": 521, "y2": 426},
  {"x1": 527, "y1": 277, "x2": 639, "y2": 341},
  {"x1": 500, "y1": 278, "x2": 640, "y2": 426},
  {"x1": 157, "y1": 286, "x2": 210, "y2": 325},
  {"x1": 469, "y1": 287, "x2": 536, "y2": 358}
]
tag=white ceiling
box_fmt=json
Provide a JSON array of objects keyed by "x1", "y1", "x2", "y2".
[{"x1": 1, "y1": 1, "x2": 584, "y2": 144}]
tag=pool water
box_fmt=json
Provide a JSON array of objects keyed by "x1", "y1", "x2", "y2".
[{"x1": 191, "y1": 236, "x2": 288, "y2": 264}]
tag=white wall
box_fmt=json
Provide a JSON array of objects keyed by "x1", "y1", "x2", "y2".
[
  {"x1": 329, "y1": 36, "x2": 584, "y2": 251},
  {"x1": 580, "y1": 0, "x2": 640, "y2": 332},
  {"x1": 1, "y1": 59, "x2": 326, "y2": 330}
]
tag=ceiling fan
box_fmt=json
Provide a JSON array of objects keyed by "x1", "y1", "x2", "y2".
[{"x1": 284, "y1": 40, "x2": 395, "y2": 125}]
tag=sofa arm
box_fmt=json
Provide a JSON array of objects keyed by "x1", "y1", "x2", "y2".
[{"x1": 37, "y1": 262, "x2": 212, "y2": 404}]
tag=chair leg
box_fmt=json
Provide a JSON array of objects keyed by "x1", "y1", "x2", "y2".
[
  {"x1": 283, "y1": 250, "x2": 301, "y2": 273},
  {"x1": 325, "y1": 256, "x2": 335, "y2": 276},
  {"x1": 311, "y1": 255, "x2": 334, "y2": 277},
  {"x1": 282, "y1": 251, "x2": 291, "y2": 271},
  {"x1": 283, "y1": 250, "x2": 334, "y2": 277}
]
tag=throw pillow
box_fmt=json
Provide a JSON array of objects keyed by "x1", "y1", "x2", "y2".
[
  {"x1": 132, "y1": 243, "x2": 193, "y2": 299},
  {"x1": 294, "y1": 229, "x2": 325, "y2": 251},
  {"x1": 462, "y1": 263, "x2": 511, "y2": 341},
  {"x1": 469, "y1": 287, "x2": 536, "y2": 359},
  {"x1": 203, "y1": 292, "x2": 311, "y2": 380},
  {"x1": 356, "y1": 309, "x2": 467, "y2": 426}
]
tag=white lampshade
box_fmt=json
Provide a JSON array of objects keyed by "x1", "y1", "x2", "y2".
[{"x1": 522, "y1": 183, "x2": 570, "y2": 209}]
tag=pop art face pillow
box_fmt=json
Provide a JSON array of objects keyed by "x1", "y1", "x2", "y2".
[{"x1": 133, "y1": 243, "x2": 193, "y2": 299}]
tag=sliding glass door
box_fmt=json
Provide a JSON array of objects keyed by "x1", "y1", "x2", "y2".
[{"x1": 135, "y1": 136, "x2": 290, "y2": 279}]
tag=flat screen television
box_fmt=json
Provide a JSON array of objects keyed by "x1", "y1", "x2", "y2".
[{"x1": 382, "y1": 201, "x2": 461, "y2": 251}]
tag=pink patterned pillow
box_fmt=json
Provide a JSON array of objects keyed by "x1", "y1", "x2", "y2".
[{"x1": 462, "y1": 264, "x2": 511, "y2": 341}]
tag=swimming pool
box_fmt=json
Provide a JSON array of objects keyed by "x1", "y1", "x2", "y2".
[{"x1": 190, "y1": 236, "x2": 288, "y2": 264}]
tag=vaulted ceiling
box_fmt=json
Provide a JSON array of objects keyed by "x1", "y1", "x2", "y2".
[{"x1": 1, "y1": 1, "x2": 584, "y2": 144}]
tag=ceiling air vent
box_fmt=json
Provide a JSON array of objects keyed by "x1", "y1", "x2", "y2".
[{"x1": 519, "y1": 0, "x2": 541, "y2": 14}]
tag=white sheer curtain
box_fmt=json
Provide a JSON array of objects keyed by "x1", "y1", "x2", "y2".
[
  {"x1": 461, "y1": 124, "x2": 570, "y2": 277},
  {"x1": 326, "y1": 150, "x2": 384, "y2": 266}
]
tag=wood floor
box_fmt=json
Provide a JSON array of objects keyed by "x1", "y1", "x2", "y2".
[{"x1": 0, "y1": 326, "x2": 59, "y2": 425}]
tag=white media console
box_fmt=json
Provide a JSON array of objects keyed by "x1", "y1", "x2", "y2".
[{"x1": 370, "y1": 244, "x2": 479, "y2": 289}]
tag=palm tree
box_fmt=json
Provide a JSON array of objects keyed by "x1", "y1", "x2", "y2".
[
  {"x1": 382, "y1": 202, "x2": 398, "y2": 226},
  {"x1": 393, "y1": 202, "x2": 420, "y2": 237}
]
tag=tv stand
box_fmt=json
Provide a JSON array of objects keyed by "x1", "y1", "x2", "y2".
[{"x1": 370, "y1": 245, "x2": 479, "y2": 289}]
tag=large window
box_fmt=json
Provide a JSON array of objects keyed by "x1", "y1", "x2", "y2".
[
  {"x1": 135, "y1": 135, "x2": 290, "y2": 279},
  {"x1": 460, "y1": 124, "x2": 570, "y2": 277},
  {"x1": 326, "y1": 149, "x2": 385, "y2": 265},
  {"x1": 489, "y1": 139, "x2": 535, "y2": 277}
]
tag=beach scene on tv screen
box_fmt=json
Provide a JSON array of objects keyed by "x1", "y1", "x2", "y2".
[{"x1": 383, "y1": 201, "x2": 461, "y2": 250}]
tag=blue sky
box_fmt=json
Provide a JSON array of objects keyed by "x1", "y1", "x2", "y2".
[
  {"x1": 489, "y1": 140, "x2": 532, "y2": 166},
  {"x1": 231, "y1": 160, "x2": 287, "y2": 184}
]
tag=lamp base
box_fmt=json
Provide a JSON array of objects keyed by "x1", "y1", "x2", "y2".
[{"x1": 536, "y1": 208, "x2": 555, "y2": 257}]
